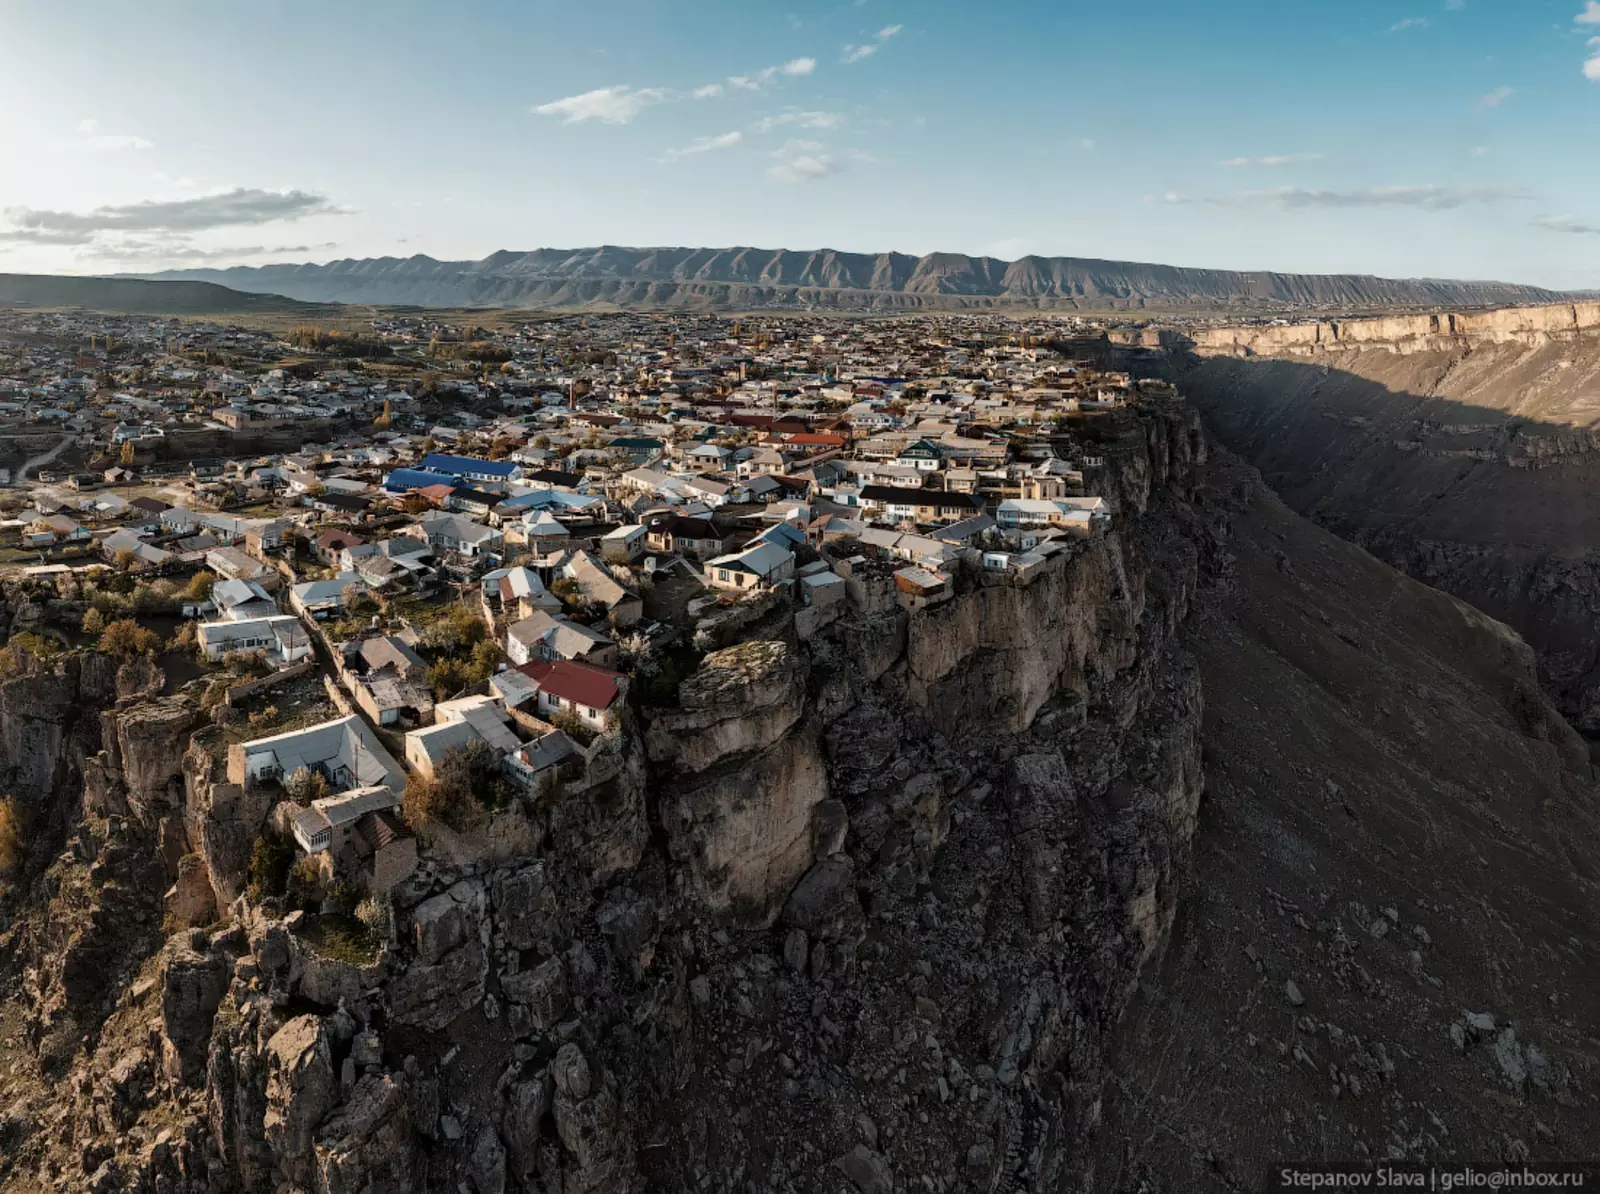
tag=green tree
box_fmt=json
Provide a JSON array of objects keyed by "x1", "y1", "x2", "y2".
[
  {"x1": 246, "y1": 828, "x2": 295, "y2": 902},
  {"x1": 285, "y1": 765, "x2": 332, "y2": 805}
]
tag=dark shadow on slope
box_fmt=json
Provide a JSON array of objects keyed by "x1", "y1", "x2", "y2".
[
  {"x1": 1092, "y1": 451, "x2": 1600, "y2": 1191},
  {"x1": 1120, "y1": 338, "x2": 1600, "y2": 735}
]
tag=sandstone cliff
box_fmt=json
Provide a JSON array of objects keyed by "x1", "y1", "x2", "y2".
[{"x1": 1152, "y1": 304, "x2": 1600, "y2": 731}]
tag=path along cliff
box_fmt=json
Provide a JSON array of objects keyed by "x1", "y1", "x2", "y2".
[{"x1": 0, "y1": 391, "x2": 1596, "y2": 1193}]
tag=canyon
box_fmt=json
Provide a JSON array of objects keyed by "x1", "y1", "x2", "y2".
[
  {"x1": 129, "y1": 248, "x2": 1573, "y2": 314},
  {"x1": 0, "y1": 397, "x2": 1596, "y2": 1192},
  {"x1": 1152, "y1": 301, "x2": 1600, "y2": 734}
]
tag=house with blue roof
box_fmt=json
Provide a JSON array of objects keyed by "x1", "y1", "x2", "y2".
[
  {"x1": 420, "y1": 453, "x2": 524, "y2": 483},
  {"x1": 383, "y1": 467, "x2": 462, "y2": 494}
]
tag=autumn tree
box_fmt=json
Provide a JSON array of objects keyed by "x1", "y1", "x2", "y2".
[
  {"x1": 185, "y1": 570, "x2": 216, "y2": 601},
  {"x1": 98, "y1": 618, "x2": 159, "y2": 659},
  {"x1": 80, "y1": 607, "x2": 106, "y2": 636}
]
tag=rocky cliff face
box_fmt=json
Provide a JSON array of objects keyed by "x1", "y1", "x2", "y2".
[
  {"x1": 4, "y1": 394, "x2": 1592, "y2": 1193},
  {"x1": 0, "y1": 400, "x2": 1230, "y2": 1193},
  {"x1": 129, "y1": 249, "x2": 1569, "y2": 314},
  {"x1": 1149, "y1": 306, "x2": 1600, "y2": 731}
]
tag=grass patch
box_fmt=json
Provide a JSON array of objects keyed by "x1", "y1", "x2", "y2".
[{"x1": 300, "y1": 913, "x2": 382, "y2": 966}]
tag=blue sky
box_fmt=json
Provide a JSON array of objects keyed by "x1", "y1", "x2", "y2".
[{"x1": 1, "y1": 0, "x2": 1598, "y2": 287}]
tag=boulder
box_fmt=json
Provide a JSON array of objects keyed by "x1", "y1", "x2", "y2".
[
  {"x1": 411, "y1": 892, "x2": 470, "y2": 964},
  {"x1": 314, "y1": 1073, "x2": 416, "y2": 1194},
  {"x1": 388, "y1": 942, "x2": 487, "y2": 1030},
  {"x1": 493, "y1": 862, "x2": 564, "y2": 953},
  {"x1": 502, "y1": 1072, "x2": 553, "y2": 1183},
  {"x1": 781, "y1": 857, "x2": 862, "y2": 939},
  {"x1": 164, "y1": 853, "x2": 217, "y2": 931},
  {"x1": 263, "y1": 1015, "x2": 337, "y2": 1186},
  {"x1": 501, "y1": 957, "x2": 569, "y2": 1033},
  {"x1": 158, "y1": 936, "x2": 231, "y2": 1086}
]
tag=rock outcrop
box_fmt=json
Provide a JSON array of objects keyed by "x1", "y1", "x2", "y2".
[{"x1": 1154, "y1": 310, "x2": 1600, "y2": 729}]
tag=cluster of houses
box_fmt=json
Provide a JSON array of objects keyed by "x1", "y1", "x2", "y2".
[{"x1": 5, "y1": 308, "x2": 1172, "y2": 905}]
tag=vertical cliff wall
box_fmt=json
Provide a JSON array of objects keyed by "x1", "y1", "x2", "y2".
[{"x1": 1146, "y1": 312, "x2": 1600, "y2": 732}]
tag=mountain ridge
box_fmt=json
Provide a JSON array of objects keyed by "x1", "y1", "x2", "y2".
[{"x1": 127, "y1": 246, "x2": 1574, "y2": 313}]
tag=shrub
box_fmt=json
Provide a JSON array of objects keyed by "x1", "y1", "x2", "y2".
[
  {"x1": 246, "y1": 828, "x2": 295, "y2": 902},
  {"x1": 355, "y1": 895, "x2": 390, "y2": 936},
  {"x1": 286, "y1": 856, "x2": 324, "y2": 910},
  {"x1": 422, "y1": 605, "x2": 487, "y2": 654},
  {"x1": 185, "y1": 570, "x2": 217, "y2": 601},
  {"x1": 80, "y1": 607, "x2": 106, "y2": 636}
]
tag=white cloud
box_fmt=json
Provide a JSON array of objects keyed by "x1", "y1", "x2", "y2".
[
  {"x1": 1478, "y1": 85, "x2": 1514, "y2": 108},
  {"x1": 756, "y1": 110, "x2": 846, "y2": 133},
  {"x1": 1444, "y1": 0, "x2": 1465, "y2": 9},
  {"x1": 843, "y1": 22, "x2": 903, "y2": 63},
  {"x1": 692, "y1": 83, "x2": 724, "y2": 99},
  {"x1": 533, "y1": 85, "x2": 672, "y2": 124},
  {"x1": 1533, "y1": 214, "x2": 1600, "y2": 235},
  {"x1": 77, "y1": 118, "x2": 100, "y2": 134},
  {"x1": 1223, "y1": 185, "x2": 1527, "y2": 211},
  {"x1": 665, "y1": 130, "x2": 743, "y2": 158},
  {"x1": 4, "y1": 188, "x2": 345, "y2": 235},
  {"x1": 1219, "y1": 152, "x2": 1326, "y2": 167},
  {"x1": 1471, "y1": 145, "x2": 1490, "y2": 156},
  {"x1": 1080, "y1": 138, "x2": 1096, "y2": 150},
  {"x1": 782, "y1": 57, "x2": 816, "y2": 76},
  {"x1": 768, "y1": 152, "x2": 843, "y2": 184},
  {"x1": 1586, "y1": 36, "x2": 1600, "y2": 81},
  {"x1": 1389, "y1": 16, "x2": 1430, "y2": 31},
  {"x1": 1577, "y1": 2, "x2": 1600, "y2": 23}
]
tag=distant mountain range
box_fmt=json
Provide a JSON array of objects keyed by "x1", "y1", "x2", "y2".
[
  {"x1": 0, "y1": 273, "x2": 322, "y2": 317},
  {"x1": 129, "y1": 247, "x2": 1572, "y2": 314}
]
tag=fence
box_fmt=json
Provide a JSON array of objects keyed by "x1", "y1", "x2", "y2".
[{"x1": 224, "y1": 659, "x2": 316, "y2": 706}]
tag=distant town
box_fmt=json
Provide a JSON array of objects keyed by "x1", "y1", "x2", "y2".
[{"x1": 0, "y1": 305, "x2": 1166, "y2": 897}]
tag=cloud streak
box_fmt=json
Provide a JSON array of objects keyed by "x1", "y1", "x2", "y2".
[
  {"x1": 1219, "y1": 152, "x2": 1326, "y2": 167},
  {"x1": 1532, "y1": 214, "x2": 1600, "y2": 235},
  {"x1": 664, "y1": 130, "x2": 743, "y2": 158},
  {"x1": 843, "y1": 23, "x2": 902, "y2": 64},
  {"x1": 4, "y1": 188, "x2": 344, "y2": 236},
  {"x1": 1478, "y1": 85, "x2": 1514, "y2": 108},
  {"x1": 533, "y1": 85, "x2": 672, "y2": 124},
  {"x1": 1223, "y1": 185, "x2": 1529, "y2": 211},
  {"x1": 537, "y1": 56, "x2": 820, "y2": 124}
]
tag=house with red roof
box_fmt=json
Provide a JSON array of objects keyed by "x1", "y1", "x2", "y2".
[
  {"x1": 314, "y1": 528, "x2": 366, "y2": 566},
  {"x1": 514, "y1": 658, "x2": 628, "y2": 728}
]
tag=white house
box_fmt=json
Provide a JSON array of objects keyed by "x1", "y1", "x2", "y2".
[
  {"x1": 705, "y1": 541, "x2": 796, "y2": 591},
  {"x1": 197, "y1": 615, "x2": 312, "y2": 665}
]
